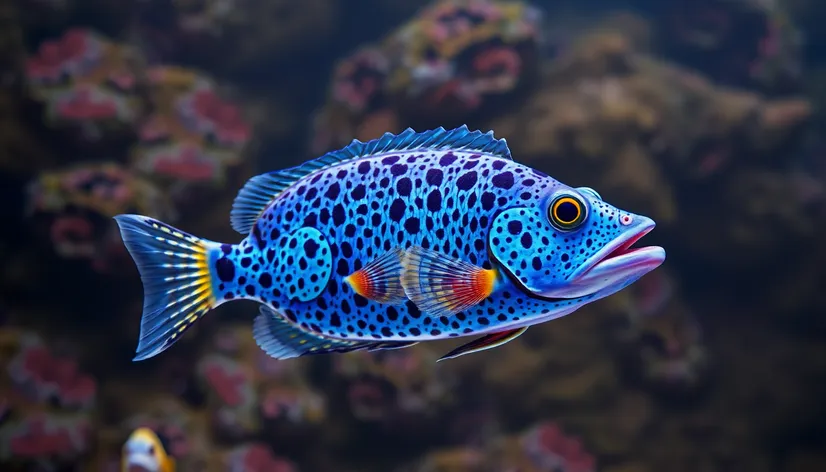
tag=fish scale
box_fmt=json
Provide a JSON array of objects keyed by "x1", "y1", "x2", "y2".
[{"x1": 114, "y1": 125, "x2": 665, "y2": 362}]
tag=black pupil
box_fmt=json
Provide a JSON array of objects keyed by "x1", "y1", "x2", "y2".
[{"x1": 556, "y1": 201, "x2": 579, "y2": 223}]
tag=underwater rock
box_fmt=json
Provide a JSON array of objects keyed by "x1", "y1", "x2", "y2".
[
  {"x1": 656, "y1": 0, "x2": 803, "y2": 94},
  {"x1": 486, "y1": 29, "x2": 810, "y2": 226},
  {"x1": 331, "y1": 346, "x2": 456, "y2": 431},
  {"x1": 135, "y1": 0, "x2": 338, "y2": 73},
  {"x1": 616, "y1": 270, "x2": 711, "y2": 400},
  {"x1": 222, "y1": 442, "x2": 298, "y2": 472}
]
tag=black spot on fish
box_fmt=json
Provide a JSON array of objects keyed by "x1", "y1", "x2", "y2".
[
  {"x1": 258, "y1": 273, "x2": 272, "y2": 288},
  {"x1": 507, "y1": 221, "x2": 522, "y2": 235},
  {"x1": 521, "y1": 233, "x2": 533, "y2": 249},
  {"x1": 426, "y1": 168, "x2": 443, "y2": 186},
  {"x1": 389, "y1": 199, "x2": 405, "y2": 222},
  {"x1": 387, "y1": 306, "x2": 399, "y2": 321},
  {"x1": 457, "y1": 171, "x2": 477, "y2": 190},
  {"x1": 325, "y1": 182, "x2": 340, "y2": 199},
  {"x1": 427, "y1": 189, "x2": 442, "y2": 212},
  {"x1": 215, "y1": 258, "x2": 235, "y2": 282},
  {"x1": 439, "y1": 153, "x2": 457, "y2": 166},
  {"x1": 351, "y1": 184, "x2": 366, "y2": 200},
  {"x1": 304, "y1": 239, "x2": 319, "y2": 258},
  {"x1": 404, "y1": 217, "x2": 420, "y2": 234},
  {"x1": 391, "y1": 164, "x2": 408, "y2": 176},
  {"x1": 330, "y1": 312, "x2": 342, "y2": 327},
  {"x1": 397, "y1": 177, "x2": 412, "y2": 196},
  {"x1": 382, "y1": 156, "x2": 399, "y2": 165},
  {"x1": 481, "y1": 192, "x2": 495, "y2": 210},
  {"x1": 358, "y1": 161, "x2": 371, "y2": 174},
  {"x1": 492, "y1": 160, "x2": 506, "y2": 170},
  {"x1": 332, "y1": 203, "x2": 346, "y2": 225},
  {"x1": 492, "y1": 172, "x2": 514, "y2": 189}
]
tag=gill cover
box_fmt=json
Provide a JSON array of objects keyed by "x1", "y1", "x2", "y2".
[{"x1": 488, "y1": 187, "x2": 627, "y2": 297}]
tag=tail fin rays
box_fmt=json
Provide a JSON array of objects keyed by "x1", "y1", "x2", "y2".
[{"x1": 114, "y1": 214, "x2": 220, "y2": 361}]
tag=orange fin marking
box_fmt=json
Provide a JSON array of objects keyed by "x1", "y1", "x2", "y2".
[
  {"x1": 343, "y1": 248, "x2": 406, "y2": 304},
  {"x1": 401, "y1": 245, "x2": 498, "y2": 317}
]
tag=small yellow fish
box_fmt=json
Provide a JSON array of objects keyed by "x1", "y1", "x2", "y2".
[{"x1": 122, "y1": 427, "x2": 176, "y2": 472}]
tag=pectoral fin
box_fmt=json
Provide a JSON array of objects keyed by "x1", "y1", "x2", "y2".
[
  {"x1": 437, "y1": 327, "x2": 528, "y2": 362},
  {"x1": 400, "y1": 245, "x2": 497, "y2": 317},
  {"x1": 344, "y1": 248, "x2": 406, "y2": 304}
]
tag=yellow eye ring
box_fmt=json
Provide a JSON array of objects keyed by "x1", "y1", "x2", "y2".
[{"x1": 549, "y1": 194, "x2": 586, "y2": 230}]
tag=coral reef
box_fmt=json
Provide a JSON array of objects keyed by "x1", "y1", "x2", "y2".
[
  {"x1": 311, "y1": 0, "x2": 543, "y2": 154},
  {"x1": 130, "y1": 65, "x2": 253, "y2": 206},
  {"x1": 25, "y1": 28, "x2": 144, "y2": 142}
]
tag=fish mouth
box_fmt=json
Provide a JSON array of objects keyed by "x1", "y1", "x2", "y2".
[
  {"x1": 540, "y1": 216, "x2": 666, "y2": 299},
  {"x1": 125, "y1": 455, "x2": 160, "y2": 472}
]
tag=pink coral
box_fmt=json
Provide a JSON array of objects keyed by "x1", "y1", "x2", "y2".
[
  {"x1": 54, "y1": 86, "x2": 121, "y2": 120},
  {"x1": 26, "y1": 28, "x2": 102, "y2": 83},
  {"x1": 225, "y1": 443, "x2": 296, "y2": 472},
  {"x1": 199, "y1": 356, "x2": 251, "y2": 408},
  {"x1": 7, "y1": 335, "x2": 97, "y2": 410},
  {"x1": 424, "y1": 0, "x2": 505, "y2": 44},
  {"x1": 331, "y1": 48, "x2": 389, "y2": 113},
  {"x1": 260, "y1": 386, "x2": 325, "y2": 424},
  {"x1": 0, "y1": 413, "x2": 91, "y2": 461},
  {"x1": 521, "y1": 422, "x2": 596, "y2": 472},
  {"x1": 139, "y1": 144, "x2": 222, "y2": 182},
  {"x1": 180, "y1": 86, "x2": 252, "y2": 146}
]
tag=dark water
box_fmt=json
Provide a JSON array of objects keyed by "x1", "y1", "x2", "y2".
[{"x1": 1, "y1": 0, "x2": 825, "y2": 471}]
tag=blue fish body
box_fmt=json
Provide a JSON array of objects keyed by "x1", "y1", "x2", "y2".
[{"x1": 115, "y1": 126, "x2": 665, "y2": 362}]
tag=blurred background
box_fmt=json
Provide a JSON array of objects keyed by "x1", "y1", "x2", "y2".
[{"x1": 0, "y1": 0, "x2": 825, "y2": 470}]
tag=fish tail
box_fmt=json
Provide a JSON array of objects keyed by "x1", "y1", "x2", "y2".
[{"x1": 114, "y1": 214, "x2": 228, "y2": 362}]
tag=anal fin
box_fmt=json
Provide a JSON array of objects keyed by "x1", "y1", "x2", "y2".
[
  {"x1": 438, "y1": 327, "x2": 528, "y2": 362},
  {"x1": 253, "y1": 306, "x2": 417, "y2": 359},
  {"x1": 401, "y1": 245, "x2": 497, "y2": 317},
  {"x1": 344, "y1": 248, "x2": 406, "y2": 304}
]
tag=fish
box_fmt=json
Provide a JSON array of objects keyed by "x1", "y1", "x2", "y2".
[
  {"x1": 122, "y1": 427, "x2": 175, "y2": 472},
  {"x1": 114, "y1": 125, "x2": 665, "y2": 362}
]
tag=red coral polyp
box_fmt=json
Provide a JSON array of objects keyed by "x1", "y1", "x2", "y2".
[
  {"x1": 54, "y1": 87, "x2": 121, "y2": 121},
  {"x1": 26, "y1": 28, "x2": 101, "y2": 84},
  {"x1": 522, "y1": 422, "x2": 596, "y2": 472},
  {"x1": 331, "y1": 48, "x2": 389, "y2": 113},
  {"x1": 2, "y1": 414, "x2": 91, "y2": 460},
  {"x1": 199, "y1": 356, "x2": 251, "y2": 408},
  {"x1": 183, "y1": 87, "x2": 251, "y2": 146},
  {"x1": 226, "y1": 443, "x2": 296, "y2": 472},
  {"x1": 149, "y1": 145, "x2": 221, "y2": 182},
  {"x1": 8, "y1": 337, "x2": 97, "y2": 410}
]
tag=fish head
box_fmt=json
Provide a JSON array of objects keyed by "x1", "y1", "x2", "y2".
[
  {"x1": 489, "y1": 185, "x2": 665, "y2": 302},
  {"x1": 122, "y1": 427, "x2": 172, "y2": 472}
]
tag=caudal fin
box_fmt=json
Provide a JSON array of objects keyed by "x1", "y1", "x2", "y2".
[{"x1": 114, "y1": 214, "x2": 221, "y2": 361}]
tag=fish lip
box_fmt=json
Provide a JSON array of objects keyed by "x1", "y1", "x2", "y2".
[
  {"x1": 570, "y1": 217, "x2": 660, "y2": 281},
  {"x1": 531, "y1": 217, "x2": 665, "y2": 299}
]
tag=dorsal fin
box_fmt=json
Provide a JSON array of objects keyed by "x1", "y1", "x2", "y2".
[{"x1": 230, "y1": 125, "x2": 512, "y2": 234}]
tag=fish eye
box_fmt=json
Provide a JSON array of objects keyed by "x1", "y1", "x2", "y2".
[
  {"x1": 148, "y1": 445, "x2": 155, "y2": 455},
  {"x1": 549, "y1": 192, "x2": 587, "y2": 231}
]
